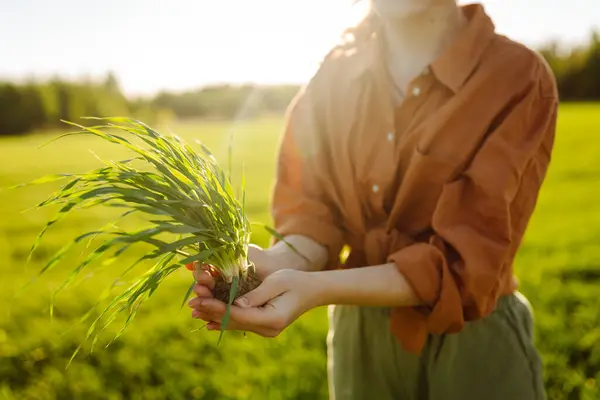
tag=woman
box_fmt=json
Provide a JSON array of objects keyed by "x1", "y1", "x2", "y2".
[{"x1": 188, "y1": 0, "x2": 558, "y2": 398}]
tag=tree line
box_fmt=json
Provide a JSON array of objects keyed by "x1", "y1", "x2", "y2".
[
  {"x1": 539, "y1": 31, "x2": 600, "y2": 101},
  {"x1": 1, "y1": 31, "x2": 598, "y2": 136}
]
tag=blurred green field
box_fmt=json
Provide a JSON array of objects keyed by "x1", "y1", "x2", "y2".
[{"x1": 0, "y1": 104, "x2": 599, "y2": 400}]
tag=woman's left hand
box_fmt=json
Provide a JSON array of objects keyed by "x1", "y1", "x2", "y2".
[{"x1": 187, "y1": 269, "x2": 324, "y2": 337}]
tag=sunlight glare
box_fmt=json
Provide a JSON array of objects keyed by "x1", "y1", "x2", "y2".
[{"x1": 146, "y1": 0, "x2": 369, "y2": 95}]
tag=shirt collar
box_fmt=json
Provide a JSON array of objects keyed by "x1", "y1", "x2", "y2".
[
  {"x1": 430, "y1": 3, "x2": 496, "y2": 93},
  {"x1": 348, "y1": 3, "x2": 496, "y2": 93}
]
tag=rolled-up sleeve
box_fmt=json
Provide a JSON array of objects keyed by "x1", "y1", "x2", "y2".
[
  {"x1": 271, "y1": 82, "x2": 344, "y2": 268},
  {"x1": 388, "y1": 80, "x2": 558, "y2": 334}
]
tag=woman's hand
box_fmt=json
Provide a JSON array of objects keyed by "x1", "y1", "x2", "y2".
[
  {"x1": 188, "y1": 268, "x2": 324, "y2": 338},
  {"x1": 185, "y1": 244, "x2": 279, "y2": 301},
  {"x1": 186, "y1": 236, "x2": 328, "y2": 311}
]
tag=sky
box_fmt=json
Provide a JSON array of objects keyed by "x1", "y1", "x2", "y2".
[{"x1": 1, "y1": 0, "x2": 598, "y2": 97}]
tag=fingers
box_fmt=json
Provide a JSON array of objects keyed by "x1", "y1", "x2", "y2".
[
  {"x1": 206, "y1": 321, "x2": 220, "y2": 331},
  {"x1": 202, "y1": 318, "x2": 278, "y2": 338},
  {"x1": 192, "y1": 283, "x2": 213, "y2": 298},
  {"x1": 229, "y1": 304, "x2": 280, "y2": 329},
  {"x1": 191, "y1": 309, "x2": 207, "y2": 320},
  {"x1": 187, "y1": 271, "x2": 294, "y2": 338},
  {"x1": 191, "y1": 309, "x2": 242, "y2": 331},
  {"x1": 234, "y1": 281, "x2": 283, "y2": 309},
  {"x1": 193, "y1": 265, "x2": 215, "y2": 289},
  {"x1": 188, "y1": 297, "x2": 227, "y2": 314},
  {"x1": 189, "y1": 297, "x2": 278, "y2": 329},
  {"x1": 186, "y1": 256, "x2": 285, "y2": 338},
  {"x1": 206, "y1": 322, "x2": 277, "y2": 337},
  {"x1": 189, "y1": 298, "x2": 284, "y2": 338},
  {"x1": 189, "y1": 297, "x2": 269, "y2": 325},
  {"x1": 234, "y1": 270, "x2": 289, "y2": 308}
]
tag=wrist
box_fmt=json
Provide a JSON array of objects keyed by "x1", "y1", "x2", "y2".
[
  {"x1": 310, "y1": 270, "x2": 340, "y2": 307},
  {"x1": 264, "y1": 235, "x2": 327, "y2": 272},
  {"x1": 264, "y1": 246, "x2": 309, "y2": 272},
  {"x1": 302, "y1": 270, "x2": 332, "y2": 309}
]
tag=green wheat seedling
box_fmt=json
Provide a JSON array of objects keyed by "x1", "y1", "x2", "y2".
[{"x1": 12, "y1": 117, "x2": 290, "y2": 363}]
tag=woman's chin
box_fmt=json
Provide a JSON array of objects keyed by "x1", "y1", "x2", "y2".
[{"x1": 371, "y1": 0, "x2": 432, "y2": 19}]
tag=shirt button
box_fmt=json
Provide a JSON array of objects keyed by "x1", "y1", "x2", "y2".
[
  {"x1": 387, "y1": 131, "x2": 394, "y2": 142},
  {"x1": 372, "y1": 184, "x2": 379, "y2": 193},
  {"x1": 412, "y1": 86, "x2": 421, "y2": 96}
]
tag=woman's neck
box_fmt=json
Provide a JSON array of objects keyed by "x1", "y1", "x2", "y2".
[{"x1": 379, "y1": 2, "x2": 466, "y2": 93}]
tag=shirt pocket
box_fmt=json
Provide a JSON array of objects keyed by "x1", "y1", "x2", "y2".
[
  {"x1": 411, "y1": 147, "x2": 460, "y2": 184},
  {"x1": 391, "y1": 147, "x2": 461, "y2": 234}
]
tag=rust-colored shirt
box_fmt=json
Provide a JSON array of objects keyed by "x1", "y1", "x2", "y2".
[{"x1": 271, "y1": 3, "x2": 559, "y2": 354}]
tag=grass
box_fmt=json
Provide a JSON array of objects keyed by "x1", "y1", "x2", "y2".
[{"x1": 0, "y1": 104, "x2": 599, "y2": 399}]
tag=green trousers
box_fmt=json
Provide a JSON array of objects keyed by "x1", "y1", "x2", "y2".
[{"x1": 326, "y1": 293, "x2": 546, "y2": 400}]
